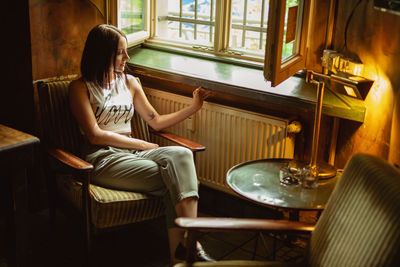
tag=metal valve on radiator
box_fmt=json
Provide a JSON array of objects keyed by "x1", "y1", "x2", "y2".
[{"x1": 287, "y1": 121, "x2": 302, "y2": 134}]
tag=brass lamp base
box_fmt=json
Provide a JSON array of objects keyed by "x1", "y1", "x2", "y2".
[{"x1": 288, "y1": 160, "x2": 337, "y2": 179}]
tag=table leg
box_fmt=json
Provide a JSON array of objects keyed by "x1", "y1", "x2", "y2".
[{"x1": 1, "y1": 173, "x2": 17, "y2": 267}]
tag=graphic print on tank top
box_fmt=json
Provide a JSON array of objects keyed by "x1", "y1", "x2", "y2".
[{"x1": 86, "y1": 75, "x2": 134, "y2": 133}]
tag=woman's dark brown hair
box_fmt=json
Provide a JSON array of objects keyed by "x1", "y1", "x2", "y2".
[{"x1": 80, "y1": 24, "x2": 127, "y2": 86}]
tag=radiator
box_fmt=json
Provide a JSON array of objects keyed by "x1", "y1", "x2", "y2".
[{"x1": 144, "y1": 88, "x2": 296, "y2": 194}]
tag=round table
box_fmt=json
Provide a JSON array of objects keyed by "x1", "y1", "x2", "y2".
[{"x1": 226, "y1": 158, "x2": 340, "y2": 220}]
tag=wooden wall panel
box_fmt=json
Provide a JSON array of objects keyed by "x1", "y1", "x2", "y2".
[
  {"x1": 305, "y1": 0, "x2": 331, "y2": 72},
  {"x1": 333, "y1": 0, "x2": 400, "y2": 167},
  {"x1": 29, "y1": 0, "x2": 105, "y2": 80}
]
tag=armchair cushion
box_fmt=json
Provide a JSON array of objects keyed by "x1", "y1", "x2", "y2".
[{"x1": 57, "y1": 174, "x2": 164, "y2": 229}]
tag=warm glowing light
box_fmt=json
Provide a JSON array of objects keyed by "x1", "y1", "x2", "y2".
[
  {"x1": 361, "y1": 67, "x2": 392, "y2": 119},
  {"x1": 349, "y1": 76, "x2": 365, "y2": 81},
  {"x1": 344, "y1": 85, "x2": 358, "y2": 97},
  {"x1": 347, "y1": 61, "x2": 364, "y2": 76},
  {"x1": 336, "y1": 57, "x2": 364, "y2": 76},
  {"x1": 353, "y1": 63, "x2": 363, "y2": 76}
]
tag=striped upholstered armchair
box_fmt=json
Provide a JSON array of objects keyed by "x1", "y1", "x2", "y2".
[
  {"x1": 37, "y1": 78, "x2": 205, "y2": 263},
  {"x1": 175, "y1": 153, "x2": 400, "y2": 266}
]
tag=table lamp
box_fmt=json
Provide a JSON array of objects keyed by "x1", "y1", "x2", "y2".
[{"x1": 282, "y1": 70, "x2": 374, "y2": 183}]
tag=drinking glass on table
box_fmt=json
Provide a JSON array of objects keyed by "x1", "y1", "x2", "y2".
[{"x1": 300, "y1": 166, "x2": 319, "y2": 189}]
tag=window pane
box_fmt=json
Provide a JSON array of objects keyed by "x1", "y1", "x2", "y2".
[
  {"x1": 197, "y1": 0, "x2": 212, "y2": 21},
  {"x1": 245, "y1": 31, "x2": 261, "y2": 51},
  {"x1": 182, "y1": 23, "x2": 195, "y2": 40},
  {"x1": 246, "y1": 0, "x2": 262, "y2": 26},
  {"x1": 119, "y1": 0, "x2": 145, "y2": 35},
  {"x1": 197, "y1": 24, "x2": 213, "y2": 43},
  {"x1": 182, "y1": 0, "x2": 195, "y2": 19},
  {"x1": 282, "y1": 0, "x2": 301, "y2": 62},
  {"x1": 157, "y1": 0, "x2": 215, "y2": 46},
  {"x1": 168, "y1": 0, "x2": 181, "y2": 17},
  {"x1": 167, "y1": 21, "x2": 180, "y2": 39},
  {"x1": 230, "y1": 0, "x2": 268, "y2": 54},
  {"x1": 230, "y1": 29, "x2": 243, "y2": 49}
]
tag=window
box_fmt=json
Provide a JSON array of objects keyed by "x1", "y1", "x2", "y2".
[
  {"x1": 156, "y1": 0, "x2": 216, "y2": 47},
  {"x1": 111, "y1": 0, "x2": 150, "y2": 46},
  {"x1": 114, "y1": 0, "x2": 311, "y2": 86},
  {"x1": 229, "y1": 0, "x2": 269, "y2": 56},
  {"x1": 152, "y1": 0, "x2": 273, "y2": 60},
  {"x1": 264, "y1": 0, "x2": 310, "y2": 86}
]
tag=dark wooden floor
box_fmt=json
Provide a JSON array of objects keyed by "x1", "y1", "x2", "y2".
[{"x1": 1, "y1": 186, "x2": 308, "y2": 267}]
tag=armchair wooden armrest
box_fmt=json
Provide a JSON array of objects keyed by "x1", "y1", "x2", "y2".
[
  {"x1": 175, "y1": 217, "x2": 314, "y2": 263},
  {"x1": 48, "y1": 148, "x2": 93, "y2": 172},
  {"x1": 151, "y1": 130, "x2": 206, "y2": 152},
  {"x1": 175, "y1": 217, "x2": 315, "y2": 232}
]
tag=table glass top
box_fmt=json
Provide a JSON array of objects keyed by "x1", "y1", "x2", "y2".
[{"x1": 227, "y1": 159, "x2": 340, "y2": 210}]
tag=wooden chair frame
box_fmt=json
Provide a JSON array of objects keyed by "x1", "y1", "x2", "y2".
[{"x1": 37, "y1": 78, "x2": 205, "y2": 265}]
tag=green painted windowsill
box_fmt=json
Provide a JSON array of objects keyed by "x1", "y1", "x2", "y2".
[{"x1": 127, "y1": 45, "x2": 365, "y2": 122}]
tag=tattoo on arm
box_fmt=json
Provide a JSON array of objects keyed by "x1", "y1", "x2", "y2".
[{"x1": 149, "y1": 112, "x2": 155, "y2": 120}]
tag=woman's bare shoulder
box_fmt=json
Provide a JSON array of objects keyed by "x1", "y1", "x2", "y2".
[
  {"x1": 125, "y1": 74, "x2": 139, "y2": 84},
  {"x1": 69, "y1": 78, "x2": 86, "y2": 89},
  {"x1": 125, "y1": 74, "x2": 141, "y2": 90},
  {"x1": 69, "y1": 78, "x2": 89, "y2": 98}
]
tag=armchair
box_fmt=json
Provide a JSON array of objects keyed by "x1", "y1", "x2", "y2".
[
  {"x1": 36, "y1": 78, "x2": 205, "y2": 263},
  {"x1": 175, "y1": 153, "x2": 400, "y2": 266}
]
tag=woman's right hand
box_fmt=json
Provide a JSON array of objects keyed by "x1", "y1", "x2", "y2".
[{"x1": 138, "y1": 139, "x2": 159, "y2": 150}]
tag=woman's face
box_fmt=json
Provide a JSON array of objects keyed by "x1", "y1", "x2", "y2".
[{"x1": 113, "y1": 36, "x2": 130, "y2": 73}]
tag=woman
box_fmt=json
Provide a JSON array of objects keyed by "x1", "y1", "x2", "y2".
[{"x1": 69, "y1": 24, "x2": 213, "y2": 265}]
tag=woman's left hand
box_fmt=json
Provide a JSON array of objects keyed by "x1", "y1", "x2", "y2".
[{"x1": 192, "y1": 87, "x2": 214, "y2": 111}]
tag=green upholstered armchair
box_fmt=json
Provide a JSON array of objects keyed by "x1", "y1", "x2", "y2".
[
  {"x1": 36, "y1": 78, "x2": 205, "y2": 264},
  {"x1": 175, "y1": 154, "x2": 400, "y2": 266}
]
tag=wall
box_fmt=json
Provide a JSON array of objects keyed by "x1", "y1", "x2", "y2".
[
  {"x1": 29, "y1": 0, "x2": 105, "y2": 80},
  {"x1": 26, "y1": 0, "x2": 105, "y2": 209},
  {"x1": 333, "y1": 0, "x2": 400, "y2": 167},
  {"x1": 1, "y1": 1, "x2": 34, "y2": 133}
]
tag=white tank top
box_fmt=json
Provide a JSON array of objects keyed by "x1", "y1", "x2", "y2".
[{"x1": 85, "y1": 75, "x2": 134, "y2": 133}]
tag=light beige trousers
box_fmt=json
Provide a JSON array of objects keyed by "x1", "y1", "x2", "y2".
[{"x1": 83, "y1": 145, "x2": 199, "y2": 228}]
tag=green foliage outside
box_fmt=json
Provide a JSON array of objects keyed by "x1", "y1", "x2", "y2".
[{"x1": 120, "y1": 0, "x2": 144, "y2": 35}]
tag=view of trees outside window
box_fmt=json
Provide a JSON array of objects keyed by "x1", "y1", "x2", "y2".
[{"x1": 119, "y1": 0, "x2": 144, "y2": 35}]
